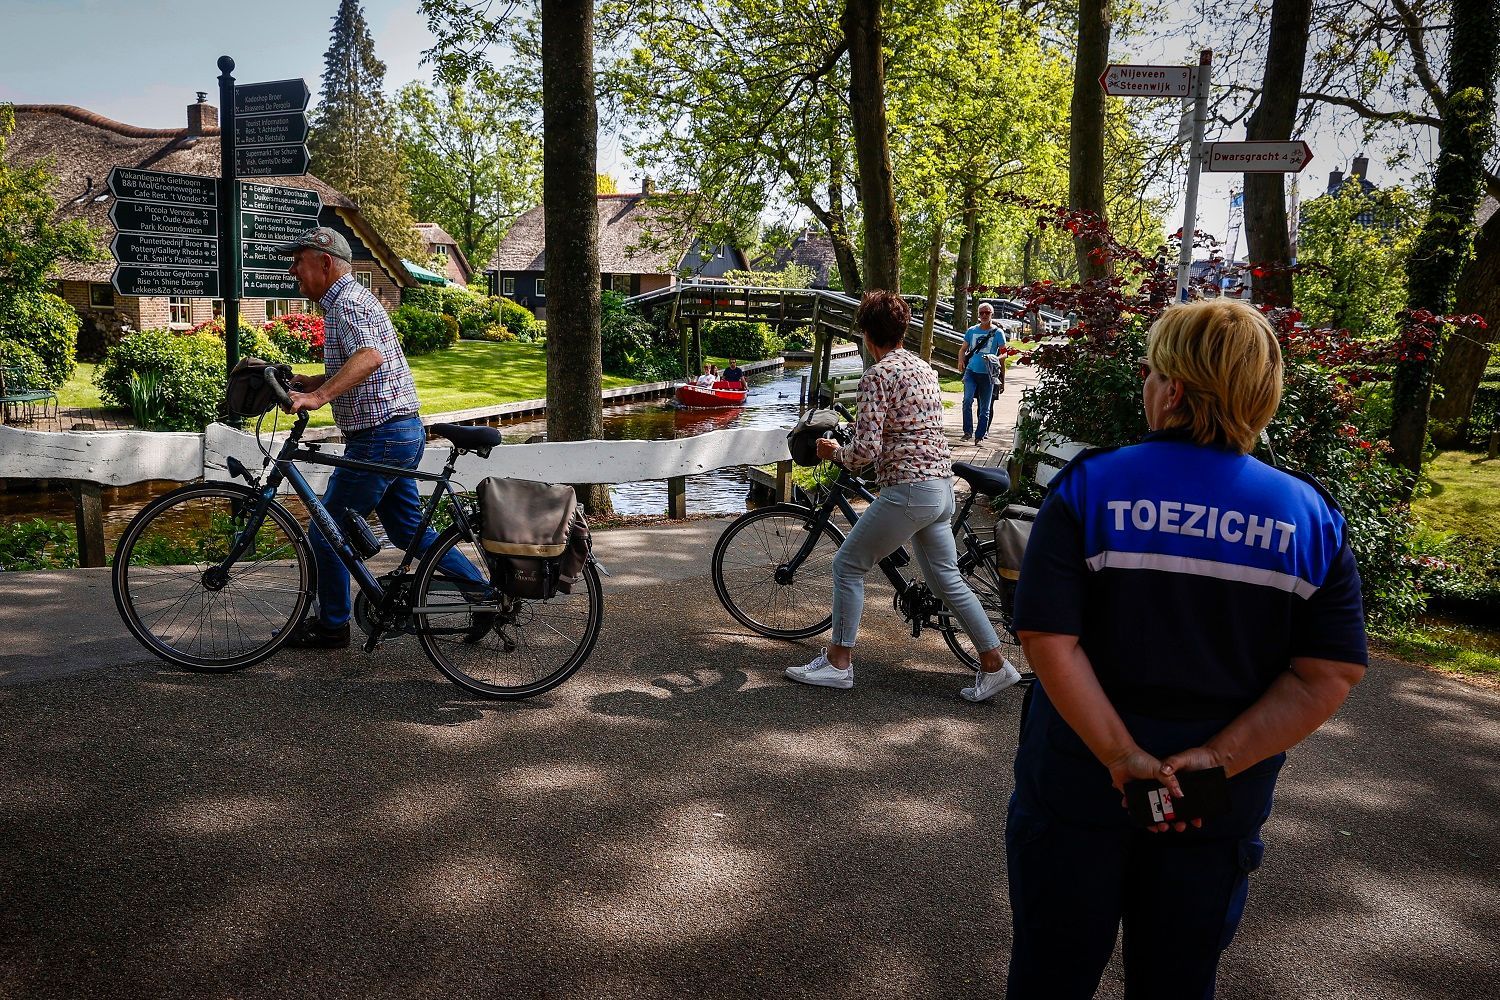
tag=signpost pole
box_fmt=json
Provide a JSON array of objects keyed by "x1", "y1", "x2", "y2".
[
  {"x1": 1176, "y1": 49, "x2": 1211, "y2": 302},
  {"x1": 217, "y1": 55, "x2": 241, "y2": 379}
]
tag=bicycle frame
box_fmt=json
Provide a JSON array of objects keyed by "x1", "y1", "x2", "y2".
[{"x1": 220, "y1": 413, "x2": 482, "y2": 615}]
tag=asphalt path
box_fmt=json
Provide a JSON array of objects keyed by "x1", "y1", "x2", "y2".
[{"x1": 1, "y1": 521, "x2": 1498, "y2": 999}]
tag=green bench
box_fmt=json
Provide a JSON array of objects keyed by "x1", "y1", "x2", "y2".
[{"x1": 0, "y1": 365, "x2": 59, "y2": 424}]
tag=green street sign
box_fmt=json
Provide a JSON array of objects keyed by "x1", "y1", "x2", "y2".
[
  {"x1": 110, "y1": 200, "x2": 218, "y2": 237},
  {"x1": 107, "y1": 166, "x2": 216, "y2": 207},
  {"x1": 112, "y1": 233, "x2": 219, "y2": 269},
  {"x1": 112, "y1": 265, "x2": 220, "y2": 298},
  {"x1": 235, "y1": 112, "x2": 309, "y2": 148},
  {"x1": 234, "y1": 78, "x2": 311, "y2": 116},
  {"x1": 239, "y1": 181, "x2": 321, "y2": 217},
  {"x1": 241, "y1": 210, "x2": 314, "y2": 244},
  {"x1": 236, "y1": 143, "x2": 310, "y2": 178},
  {"x1": 240, "y1": 269, "x2": 302, "y2": 298},
  {"x1": 241, "y1": 239, "x2": 287, "y2": 272}
]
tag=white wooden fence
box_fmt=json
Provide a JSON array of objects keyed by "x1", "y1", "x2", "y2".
[{"x1": 0, "y1": 423, "x2": 797, "y2": 566}]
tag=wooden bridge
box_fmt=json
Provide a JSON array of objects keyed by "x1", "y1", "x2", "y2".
[{"x1": 626, "y1": 283, "x2": 969, "y2": 385}]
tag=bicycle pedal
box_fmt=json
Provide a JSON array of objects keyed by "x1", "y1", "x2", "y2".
[{"x1": 361, "y1": 633, "x2": 381, "y2": 654}]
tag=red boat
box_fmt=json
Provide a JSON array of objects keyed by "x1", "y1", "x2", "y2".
[{"x1": 675, "y1": 380, "x2": 748, "y2": 408}]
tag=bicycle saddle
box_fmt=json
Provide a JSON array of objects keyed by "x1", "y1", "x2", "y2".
[
  {"x1": 951, "y1": 462, "x2": 1011, "y2": 497},
  {"x1": 432, "y1": 423, "x2": 502, "y2": 452}
]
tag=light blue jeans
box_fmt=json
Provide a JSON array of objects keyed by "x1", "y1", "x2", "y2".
[
  {"x1": 830, "y1": 479, "x2": 1001, "y2": 653},
  {"x1": 962, "y1": 369, "x2": 993, "y2": 439}
]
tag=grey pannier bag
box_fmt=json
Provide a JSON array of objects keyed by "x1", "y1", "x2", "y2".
[
  {"x1": 992, "y1": 514, "x2": 1033, "y2": 582},
  {"x1": 478, "y1": 478, "x2": 591, "y2": 599}
]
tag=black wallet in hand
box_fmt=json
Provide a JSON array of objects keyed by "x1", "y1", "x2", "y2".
[{"x1": 1124, "y1": 766, "x2": 1231, "y2": 826}]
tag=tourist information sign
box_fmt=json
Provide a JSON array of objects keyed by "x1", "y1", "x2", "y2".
[
  {"x1": 233, "y1": 78, "x2": 310, "y2": 117},
  {"x1": 107, "y1": 167, "x2": 217, "y2": 207},
  {"x1": 112, "y1": 265, "x2": 220, "y2": 298},
  {"x1": 237, "y1": 182, "x2": 322, "y2": 296},
  {"x1": 1099, "y1": 64, "x2": 1194, "y2": 98},
  {"x1": 1204, "y1": 141, "x2": 1314, "y2": 173},
  {"x1": 235, "y1": 112, "x2": 309, "y2": 148},
  {"x1": 112, "y1": 233, "x2": 218, "y2": 270},
  {"x1": 109, "y1": 200, "x2": 218, "y2": 238}
]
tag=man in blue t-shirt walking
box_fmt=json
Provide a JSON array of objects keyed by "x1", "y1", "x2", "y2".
[{"x1": 958, "y1": 301, "x2": 1005, "y2": 443}]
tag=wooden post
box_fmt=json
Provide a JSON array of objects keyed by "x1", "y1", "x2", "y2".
[
  {"x1": 808, "y1": 326, "x2": 825, "y2": 392},
  {"x1": 824, "y1": 326, "x2": 837, "y2": 373},
  {"x1": 666, "y1": 475, "x2": 687, "y2": 519},
  {"x1": 71, "y1": 480, "x2": 106, "y2": 568},
  {"x1": 775, "y1": 460, "x2": 793, "y2": 502},
  {"x1": 691, "y1": 319, "x2": 703, "y2": 374},
  {"x1": 1489, "y1": 431, "x2": 1499, "y2": 460}
]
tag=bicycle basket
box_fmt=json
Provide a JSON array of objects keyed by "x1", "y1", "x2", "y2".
[
  {"x1": 787, "y1": 409, "x2": 842, "y2": 467},
  {"x1": 226, "y1": 357, "x2": 293, "y2": 417}
]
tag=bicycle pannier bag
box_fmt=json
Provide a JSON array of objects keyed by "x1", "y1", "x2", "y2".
[
  {"x1": 226, "y1": 357, "x2": 293, "y2": 417},
  {"x1": 478, "y1": 477, "x2": 586, "y2": 600},
  {"x1": 787, "y1": 409, "x2": 842, "y2": 467},
  {"x1": 992, "y1": 515, "x2": 1032, "y2": 581}
]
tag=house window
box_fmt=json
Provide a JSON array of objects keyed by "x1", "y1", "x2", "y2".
[
  {"x1": 612, "y1": 274, "x2": 632, "y2": 295},
  {"x1": 535, "y1": 279, "x2": 546, "y2": 298},
  {"x1": 213, "y1": 299, "x2": 224, "y2": 319},
  {"x1": 89, "y1": 283, "x2": 114, "y2": 308},
  {"x1": 355, "y1": 271, "x2": 372, "y2": 289},
  {"x1": 434, "y1": 244, "x2": 449, "y2": 258},
  {"x1": 502, "y1": 276, "x2": 515, "y2": 297},
  {"x1": 168, "y1": 297, "x2": 191, "y2": 325},
  {"x1": 265, "y1": 299, "x2": 309, "y2": 319}
]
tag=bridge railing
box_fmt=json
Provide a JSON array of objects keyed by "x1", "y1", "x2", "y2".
[{"x1": 0, "y1": 423, "x2": 796, "y2": 567}]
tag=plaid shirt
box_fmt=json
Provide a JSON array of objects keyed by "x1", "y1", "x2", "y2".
[{"x1": 319, "y1": 274, "x2": 420, "y2": 433}]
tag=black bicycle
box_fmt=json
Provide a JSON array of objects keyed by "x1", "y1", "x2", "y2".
[
  {"x1": 710, "y1": 406, "x2": 1029, "y2": 676},
  {"x1": 111, "y1": 368, "x2": 603, "y2": 699}
]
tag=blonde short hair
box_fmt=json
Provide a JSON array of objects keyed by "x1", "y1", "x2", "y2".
[{"x1": 1145, "y1": 299, "x2": 1282, "y2": 454}]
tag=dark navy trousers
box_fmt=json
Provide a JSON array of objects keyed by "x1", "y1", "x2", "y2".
[{"x1": 1005, "y1": 686, "x2": 1279, "y2": 1000}]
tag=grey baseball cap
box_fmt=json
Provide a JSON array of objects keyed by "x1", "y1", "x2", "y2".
[{"x1": 274, "y1": 226, "x2": 353, "y2": 262}]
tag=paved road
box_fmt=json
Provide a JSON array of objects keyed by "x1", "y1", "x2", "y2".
[{"x1": 1, "y1": 521, "x2": 1497, "y2": 999}]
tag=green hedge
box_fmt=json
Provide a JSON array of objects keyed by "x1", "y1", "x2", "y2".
[
  {"x1": 601, "y1": 291, "x2": 681, "y2": 380},
  {"x1": 701, "y1": 319, "x2": 785, "y2": 362},
  {"x1": 0, "y1": 292, "x2": 79, "y2": 389},
  {"x1": 95, "y1": 330, "x2": 229, "y2": 430},
  {"x1": 391, "y1": 305, "x2": 458, "y2": 356}
]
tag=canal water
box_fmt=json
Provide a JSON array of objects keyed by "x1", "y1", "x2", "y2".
[{"x1": 0, "y1": 356, "x2": 863, "y2": 549}]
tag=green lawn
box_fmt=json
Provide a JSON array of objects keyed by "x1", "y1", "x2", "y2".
[
  {"x1": 1413, "y1": 450, "x2": 1500, "y2": 546},
  {"x1": 56, "y1": 362, "x2": 108, "y2": 411}
]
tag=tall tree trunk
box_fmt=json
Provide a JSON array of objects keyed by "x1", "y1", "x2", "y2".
[
  {"x1": 1430, "y1": 210, "x2": 1500, "y2": 445},
  {"x1": 952, "y1": 197, "x2": 976, "y2": 330},
  {"x1": 1390, "y1": 0, "x2": 1499, "y2": 481},
  {"x1": 1069, "y1": 0, "x2": 1110, "y2": 281},
  {"x1": 541, "y1": 0, "x2": 610, "y2": 513},
  {"x1": 842, "y1": 0, "x2": 901, "y2": 291},
  {"x1": 921, "y1": 215, "x2": 945, "y2": 361},
  {"x1": 1243, "y1": 0, "x2": 1312, "y2": 306}
]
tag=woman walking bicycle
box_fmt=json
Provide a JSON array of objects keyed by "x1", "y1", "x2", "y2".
[{"x1": 785, "y1": 290, "x2": 1022, "y2": 701}]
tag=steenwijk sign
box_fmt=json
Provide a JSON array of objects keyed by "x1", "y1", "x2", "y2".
[
  {"x1": 112, "y1": 265, "x2": 220, "y2": 298},
  {"x1": 235, "y1": 144, "x2": 310, "y2": 178},
  {"x1": 233, "y1": 78, "x2": 311, "y2": 117},
  {"x1": 1099, "y1": 64, "x2": 1194, "y2": 98},
  {"x1": 1204, "y1": 141, "x2": 1314, "y2": 173},
  {"x1": 109, "y1": 200, "x2": 218, "y2": 238},
  {"x1": 112, "y1": 233, "x2": 219, "y2": 270},
  {"x1": 107, "y1": 167, "x2": 217, "y2": 207},
  {"x1": 239, "y1": 182, "x2": 321, "y2": 218},
  {"x1": 240, "y1": 270, "x2": 302, "y2": 298}
]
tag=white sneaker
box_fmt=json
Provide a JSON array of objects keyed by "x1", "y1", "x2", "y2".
[
  {"x1": 785, "y1": 650, "x2": 854, "y2": 690},
  {"x1": 960, "y1": 660, "x2": 1022, "y2": 702}
]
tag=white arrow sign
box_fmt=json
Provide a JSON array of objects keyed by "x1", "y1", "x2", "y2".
[
  {"x1": 1204, "y1": 141, "x2": 1314, "y2": 173},
  {"x1": 1100, "y1": 64, "x2": 1194, "y2": 98}
]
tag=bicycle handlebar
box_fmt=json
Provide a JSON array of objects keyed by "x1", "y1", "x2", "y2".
[{"x1": 263, "y1": 365, "x2": 294, "y2": 411}]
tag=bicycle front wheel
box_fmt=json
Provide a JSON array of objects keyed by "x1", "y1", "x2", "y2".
[
  {"x1": 943, "y1": 540, "x2": 1027, "y2": 674},
  {"x1": 710, "y1": 504, "x2": 844, "y2": 640},
  {"x1": 413, "y1": 527, "x2": 602, "y2": 699},
  {"x1": 112, "y1": 483, "x2": 315, "y2": 671}
]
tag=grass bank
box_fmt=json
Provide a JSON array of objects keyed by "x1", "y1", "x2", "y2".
[{"x1": 1413, "y1": 450, "x2": 1500, "y2": 546}]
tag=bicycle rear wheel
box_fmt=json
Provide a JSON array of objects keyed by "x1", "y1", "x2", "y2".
[
  {"x1": 944, "y1": 540, "x2": 1028, "y2": 675},
  {"x1": 710, "y1": 504, "x2": 844, "y2": 640},
  {"x1": 112, "y1": 483, "x2": 314, "y2": 671},
  {"x1": 413, "y1": 527, "x2": 602, "y2": 699}
]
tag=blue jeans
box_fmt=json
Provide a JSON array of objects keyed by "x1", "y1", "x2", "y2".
[
  {"x1": 829, "y1": 479, "x2": 1001, "y2": 653},
  {"x1": 308, "y1": 415, "x2": 487, "y2": 627},
  {"x1": 962, "y1": 369, "x2": 993, "y2": 439}
]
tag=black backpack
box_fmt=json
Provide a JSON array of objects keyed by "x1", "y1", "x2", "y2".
[
  {"x1": 786, "y1": 409, "x2": 842, "y2": 467},
  {"x1": 225, "y1": 357, "x2": 293, "y2": 417}
]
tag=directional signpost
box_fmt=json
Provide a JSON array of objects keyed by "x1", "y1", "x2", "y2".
[
  {"x1": 108, "y1": 166, "x2": 221, "y2": 297},
  {"x1": 1099, "y1": 64, "x2": 1194, "y2": 98},
  {"x1": 1205, "y1": 141, "x2": 1314, "y2": 174},
  {"x1": 236, "y1": 143, "x2": 311, "y2": 178},
  {"x1": 233, "y1": 77, "x2": 309, "y2": 180},
  {"x1": 239, "y1": 181, "x2": 321, "y2": 298}
]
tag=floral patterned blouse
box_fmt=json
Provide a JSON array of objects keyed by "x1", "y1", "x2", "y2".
[{"x1": 831, "y1": 348, "x2": 952, "y2": 486}]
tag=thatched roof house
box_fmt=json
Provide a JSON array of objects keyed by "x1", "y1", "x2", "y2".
[
  {"x1": 484, "y1": 189, "x2": 749, "y2": 317},
  {"x1": 4, "y1": 99, "x2": 414, "y2": 354},
  {"x1": 415, "y1": 222, "x2": 472, "y2": 286},
  {"x1": 757, "y1": 228, "x2": 840, "y2": 289}
]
